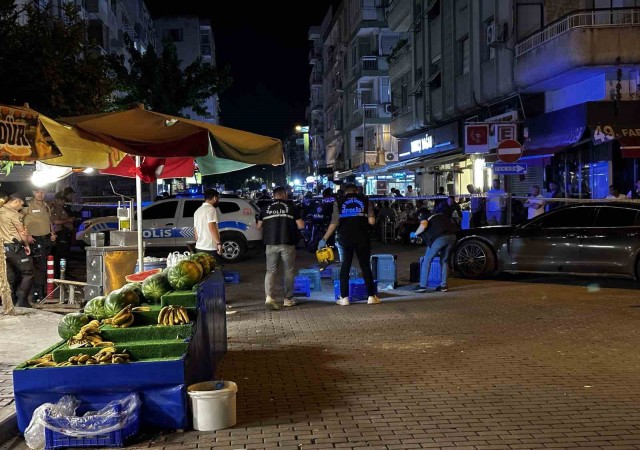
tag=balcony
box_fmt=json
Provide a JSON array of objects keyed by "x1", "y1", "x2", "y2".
[
  {"x1": 515, "y1": 8, "x2": 640, "y2": 92},
  {"x1": 351, "y1": 56, "x2": 389, "y2": 80},
  {"x1": 386, "y1": 0, "x2": 411, "y2": 32},
  {"x1": 388, "y1": 40, "x2": 411, "y2": 80},
  {"x1": 308, "y1": 48, "x2": 322, "y2": 64},
  {"x1": 309, "y1": 71, "x2": 323, "y2": 86}
]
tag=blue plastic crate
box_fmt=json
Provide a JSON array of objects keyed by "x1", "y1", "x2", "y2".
[
  {"x1": 297, "y1": 268, "x2": 321, "y2": 291},
  {"x1": 292, "y1": 276, "x2": 311, "y2": 297},
  {"x1": 223, "y1": 270, "x2": 240, "y2": 284},
  {"x1": 318, "y1": 264, "x2": 335, "y2": 279},
  {"x1": 420, "y1": 256, "x2": 442, "y2": 288},
  {"x1": 44, "y1": 402, "x2": 140, "y2": 449},
  {"x1": 331, "y1": 264, "x2": 360, "y2": 282},
  {"x1": 370, "y1": 254, "x2": 397, "y2": 287},
  {"x1": 333, "y1": 278, "x2": 377, "y2": 301}
]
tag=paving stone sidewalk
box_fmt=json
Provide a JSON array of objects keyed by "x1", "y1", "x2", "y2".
[{"x1": 3, "y1": 245, "x2": 640, "y2": 450}]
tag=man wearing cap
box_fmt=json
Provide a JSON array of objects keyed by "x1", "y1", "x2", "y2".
[
  {"x1": 319, "y1": 183, "x2": 380, "y2": 306},
  {"x1": 0, "y1": 193, "x2": 35, "y2": 308},
  {"x1": 23, "y1": 188, "x2": 56, "y2": 302}
]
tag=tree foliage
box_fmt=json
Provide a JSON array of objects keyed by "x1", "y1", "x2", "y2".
[
  {"x1": 108, "y1": 35, "x2": 232, "y2": 117},
  {"x1": 0, "y1": 1, "x2": 117, "y2": 117}
]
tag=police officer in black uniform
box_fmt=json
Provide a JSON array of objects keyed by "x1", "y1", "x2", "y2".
[
  {"x1": 410, "y1": 208, "x2": 457, "y2": 293},
  {"x1": 319, "y1": 183, "x2": 380, "y2": 306},
  {"x1": 0, "y1": 193, "x2": 35, "y2": 308}
]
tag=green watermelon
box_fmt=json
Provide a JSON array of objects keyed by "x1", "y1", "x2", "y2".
[
  {"x1": 122, "y1": 283, "x2": 144, "y2": 303},
  {"x1": 83, "y1": 296, "x2": 107, "y2": 320},
  {"x1": 190, "y1": 253, "x2": 211, "y2": 275},
  {"x1": 104, "y1": 291, "x2": 127, "y2": 318},
  {"x1": 167, "y1": 259, "x2": 203, "y2": 290},
  {"x1": 141, "y1": 273, "x2": 172, "y2": 304},
  {"x1": 58, "y1": 312, "x2": 90, "y2": 340},
  {"x1": 197, "y1": 252, "x2": 216, "y2": 272}
]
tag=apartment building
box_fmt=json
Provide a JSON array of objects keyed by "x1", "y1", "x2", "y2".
[{"x1": 310, "y1": 0, "x2": 401, "y2": 192}]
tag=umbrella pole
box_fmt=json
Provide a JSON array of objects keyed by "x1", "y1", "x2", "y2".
[{"x1": 135, "y1": 155, "x2": 144, "y2": 272}]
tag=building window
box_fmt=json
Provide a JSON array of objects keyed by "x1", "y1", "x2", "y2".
[
  {"x1": 428, "y1": 59, "x2": 441, "y2": 90},
  {"x1": 456, "y1": 35, "x2": 470, "y2": 76},
  {"x1": 200, "y1": 30, "x2": 211, "y2": 56},
  {"x1": 427, "y1": 0, "x2": 440, "y2": 21},
  {"x1": 162, "y1": 28, "x2": 183, "y2": 43}
]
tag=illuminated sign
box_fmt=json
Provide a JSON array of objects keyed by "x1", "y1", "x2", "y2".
[{"x1": 410, "y1": 134, "x2": 433, "y2": 153}]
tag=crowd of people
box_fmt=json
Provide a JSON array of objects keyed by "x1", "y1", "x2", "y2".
[{"x1": 0, "y1": 187, "x2": 80, "y2": 308}]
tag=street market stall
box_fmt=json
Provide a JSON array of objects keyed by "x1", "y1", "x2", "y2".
[{"x1": 13, "y1": 253, "x2": 226, "y2": 436}]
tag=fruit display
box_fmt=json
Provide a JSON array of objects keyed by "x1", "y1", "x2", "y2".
[
  {"x1": 141, "y1": 272, "x2": 172, "y2": 303},
  {"x1": 189, "y1": 253, "x2": 215, "y2": 275},
  {"x1": 167, "y1": 260, "x2": 203, "y2": 290},
  {"x1": 102, "y1": 305, "x2": 135, "y2": 328},
  {"x1": 24, "y1": 354, "x2": 57, "y2": 368},
  {"x1": 58, "y1": 313, "x2": 90, "y2": 340},
  {"x1": 157, "y1": 305, "x2": 190, "y2": 326},
  {"x1": 67, "y1": 320, "x2": 113, "y2": 349},
  {"x1": 124, "y1": 268, "x2": 162, "y2": 283},
  {"x1": 25, "y1": 349, "x2": 131, "y2": 368},
  {"x1": 83, "y1": 296, "x2": 108, "y2": 320}
]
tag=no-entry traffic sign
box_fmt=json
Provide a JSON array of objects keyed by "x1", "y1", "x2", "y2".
[{"x1": 496, "y1": 139, "x2": 523, "y2": 163}]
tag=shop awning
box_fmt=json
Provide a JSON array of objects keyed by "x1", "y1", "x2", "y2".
[{"x1": 523, "y1": 101, "x2": 640, "y2": 158}]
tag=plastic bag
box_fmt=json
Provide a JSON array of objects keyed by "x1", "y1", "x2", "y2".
[
  {"x1": 167, "y1": 251, "x2": 190, "y2": 267},
  {"x1": 24, "y1": 393, "x2": 141, "y2": 450}
]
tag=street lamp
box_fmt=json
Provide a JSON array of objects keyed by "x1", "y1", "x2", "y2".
[{"x1": 337, "y1": 88, "x2": 367, "y2": 157}]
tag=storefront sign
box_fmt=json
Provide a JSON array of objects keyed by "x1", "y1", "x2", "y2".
[
  {"x1": 398, "y1": 122, "x2": 459, "y2": 161},
  {"x1": 0, "y1": 107, "x2": 61, "y2": 161},
  {"x1": 464, "y1": 124, "x2": 489, "y2": 154}
]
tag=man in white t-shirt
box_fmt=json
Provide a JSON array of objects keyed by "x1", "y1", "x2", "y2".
[
  {"x1": 523, "y1": 185, "x2": 546, "y2": 220},
  {"x1": 405, "y1": 185, "x2": 417, "y2": 197},
  {"x1": 193, "y1": 188, "x2": 222, "y2": 258}
]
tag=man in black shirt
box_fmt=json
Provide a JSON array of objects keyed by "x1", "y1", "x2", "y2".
[
  {"x1": 410, "y1": 208, "x2": 457, "y2": 293},
  {"x1": 319, "y1": 183, "x2": 380, "y2": 306},
  {"x1": 257, "y1": 186, "x2": 305, "y2": 310}
]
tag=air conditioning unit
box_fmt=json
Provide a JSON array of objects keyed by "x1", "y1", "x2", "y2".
[
  {"x1": 384, "y1": 103, "x2": 393, "y2": 114},
  {"x1": 385, "y1": 151, "x2": 399, "y2": 162},
  {"x1": 486, "y1": 22, "x2": 504, "y2": 46}
]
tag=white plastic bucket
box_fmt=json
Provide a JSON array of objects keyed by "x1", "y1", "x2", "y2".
[{"x1": 188, "y1": 380, "x2": 238, "y2": 431}]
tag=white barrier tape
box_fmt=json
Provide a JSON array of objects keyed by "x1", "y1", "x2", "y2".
[{"x1": 366, "y1": 195, "x2": 640, "y2": 203}]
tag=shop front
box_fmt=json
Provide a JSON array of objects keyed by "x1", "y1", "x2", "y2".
[{"x1": 523, "y1": 101, "x2": 640, "y2": 199}]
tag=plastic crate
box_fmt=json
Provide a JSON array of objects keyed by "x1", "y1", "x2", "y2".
[
  {"x1": 318, "y1": 264, "x2": 335, "y2": 279},
  {"x1": 333, "y1": 278, "x2": 377, "y2": 301},
  {"x1": 420, "y1": 256, "x2": 442, "y2": 288},
  {"x1": 292, "y1": 276, "x2": 311, "y2": 297},
  {"x1": 297, "y1": 268, "x2": 321, "y2": 291},
  {"x1": 44, "y1": 402, "x2": 140, "y2": 449},
  {"x1": 223, "y1": 270, "x2": 240, "y2": 284},
  {"x1": 370, "y1": 254, "x2": 397, "y2": 287},
  {"x1": 331, "y1": 264, "x2": 360, "y2": 282}
]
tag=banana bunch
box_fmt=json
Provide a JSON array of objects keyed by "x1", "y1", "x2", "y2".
[
  {"x1": 57, "y1": 348, "x2": 131, "y2": 367},
  {"x1": 158, "y1": 305, "x2": 190, "y2": 326},
  {"x1": 25, "y1": 353, "x2": 57, "y2": 368},
  {"x1": 102, "y1": 306, "x2": 135, "y2": 328},
  {"x1": 67, "y1": 320, "x2": 114, "y2": 349}
]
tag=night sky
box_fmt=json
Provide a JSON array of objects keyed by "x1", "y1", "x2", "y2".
[{"x1": 147, "y1": 1, "x2": 341, "y2": 142}]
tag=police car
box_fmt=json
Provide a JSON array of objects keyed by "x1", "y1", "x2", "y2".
[{"x1": 76, "y1": 196, "x2": 262, "y2": 262}]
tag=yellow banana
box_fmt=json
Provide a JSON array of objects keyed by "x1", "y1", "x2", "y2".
[
  {"x1": 81, "y1": 320, "x2": 101, "y2": 332},
  {"x1": 177, "y1": 307, "x2": 189, "y2": 323},
  {"x1": 119, "y1": 315, "x2": 135, "y2": 328},
  {"x1": 157, "y1": 307, "x2": 168, "y2": 325},
  {"x1": 34, "y1": 361, "x2": 58, "y2": 367},
  {"x1": 93, "y1": 341, "x2": 114, "y2": 347},
  {"x1": 113, "y1": 312, "x2": 132, "y2": 326},
  {"x1": 102, "y1": 318, "x2": 113, "y2": 324},
  {"x1": 132, "y1": 306, "x2": 151, "y2": 312},
  {"x1": 112, "y1": 306, "x2": 131, "y2": 321}
]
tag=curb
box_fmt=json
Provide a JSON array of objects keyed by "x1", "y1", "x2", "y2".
[{"x1": 0, "y1": 412, "x2": 18, "y2": 445}]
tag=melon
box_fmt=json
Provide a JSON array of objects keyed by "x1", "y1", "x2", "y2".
[
  {"x1": 58, "y1": 313, "x2": 90, "y2": 340},
  {"x1": 141, "y1": 273, "x2": 172, "y2": 304},
  {"x1": 167, "y1": 259, "x2": 203, "y2": 290},
  {"x1": 125, "y1": 268, "x2": 162, "y2": 283}
]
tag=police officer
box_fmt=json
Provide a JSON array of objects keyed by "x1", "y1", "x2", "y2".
[
  {"x1": 23, "y1": 188, "x2": 56, "y2": 302},
  {"x1": 319, "y1": 183, "x2": 380, "y2": 306},
  {"x1": 256, "y1": 186, "x2": 305, "y2": 310},
  {"x1": 410, "y1": 208, "x2": 457, "y2": 293},
  {"x1": 0, "y1": 193, "x2": 35, "y2": 308}
]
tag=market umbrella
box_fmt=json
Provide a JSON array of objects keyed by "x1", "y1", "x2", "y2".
[
  {"x1": 53, "y1": 104, "x2": 284, "y2": 270},
  {"x1": 0, "y1": 104, "x2": 126, "y2": 167}
]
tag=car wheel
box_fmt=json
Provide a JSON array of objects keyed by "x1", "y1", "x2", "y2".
[
  {"x1": 220, "y1": 237, "x2": 246, "y2": 262},
  {"x1": 455, "y1": 239, "x2": 496, "y2": 279}
]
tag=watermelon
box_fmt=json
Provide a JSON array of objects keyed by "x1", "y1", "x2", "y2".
[
  {"x1": 58, "y1": 312, "x2": 90, "y2": 340},
  {"x1": 104, "y1": 291, "x2": 127, "y2": 317},
  {"x1": 122, "y1": 283, "x2": 144, "y2": 303},
  {"x1": 167, "y1": 259, "x2": 203, "y2": 290},
  {"x1": 125, "y1": 268, "x2": 163, "y2": 283},
  {"x1": 142, "y1": 273, "x2": 172, "y2": 304},
  {"x1": 83, "y1": 296, "x2": 107, "y2": 320},
  {"x1": 196, "y1": 252, "x2": 216, "y2": 272},
  {"x1": 190, "y1": 253, "x2": 211, "y2": 275}
]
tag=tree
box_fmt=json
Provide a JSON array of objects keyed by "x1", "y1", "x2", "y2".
[
  {"x1": 0, "y1": 2, "x2": 117, "y2": 117},
  {"x1": 108, "y1": 35, "x2": 232, "y2": 117}
]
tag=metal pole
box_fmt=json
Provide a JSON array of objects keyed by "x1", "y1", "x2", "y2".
[{"x1": 135, "y1": 155, "x2": 144, "y2": 272}]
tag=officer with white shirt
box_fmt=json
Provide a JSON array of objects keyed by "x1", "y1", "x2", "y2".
[
  {"x1": 523, "y1": 185, "x2": 546, "y2": 220},
  {"x1": 193, "y1": 189, "x2": 222, "y2": 259}
]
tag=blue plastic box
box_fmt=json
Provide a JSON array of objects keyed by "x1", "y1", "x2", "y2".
[
  {"x1": 297, "y1": 268, "x2": 321, "y2": 291},
  {"x1": 331, "y1": 264, "x2": 360, "y2": 281},
  {"x1": 292, "y1": 276, "x2": 311, "y2": 297},
  {"x1": 370, "y1": 254, "x2": 397, "y2": 287},
  {"x1": 223, "y1": 270, "x2": 240, "y2": 284},
  {"x1": 333, "y1": 278, "x2": 377, "y2": 301},
  {"x1": 44, "y1": 402, "x2": 140, "y2": 449},
  {"x1": 420, "y1": 256, "x2": 442, "y2": 288}
]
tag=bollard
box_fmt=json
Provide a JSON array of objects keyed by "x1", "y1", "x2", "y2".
[{"x1": 46, "y1": 255, "x2": 54, "y2": 296}]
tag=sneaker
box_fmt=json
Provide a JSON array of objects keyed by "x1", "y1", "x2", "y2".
[
  {"x1": 435, "y1": 285, "x2": 448, "y2": 292},
  {"x1": 283, "y1": 298, "x2": 297, "y2": 307},
  {"x1": 413, "y1": 286, "x2": 427, "y2": 293},
  {"x1": 336, "y1": 297, "x2": 350, "y2": 306},
  {"x1": 367, "y1": 295, "x2": 381, "y2": 305},
  {"x1": 265, "y1": 296, "x2": 280, "y2": 310}
]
